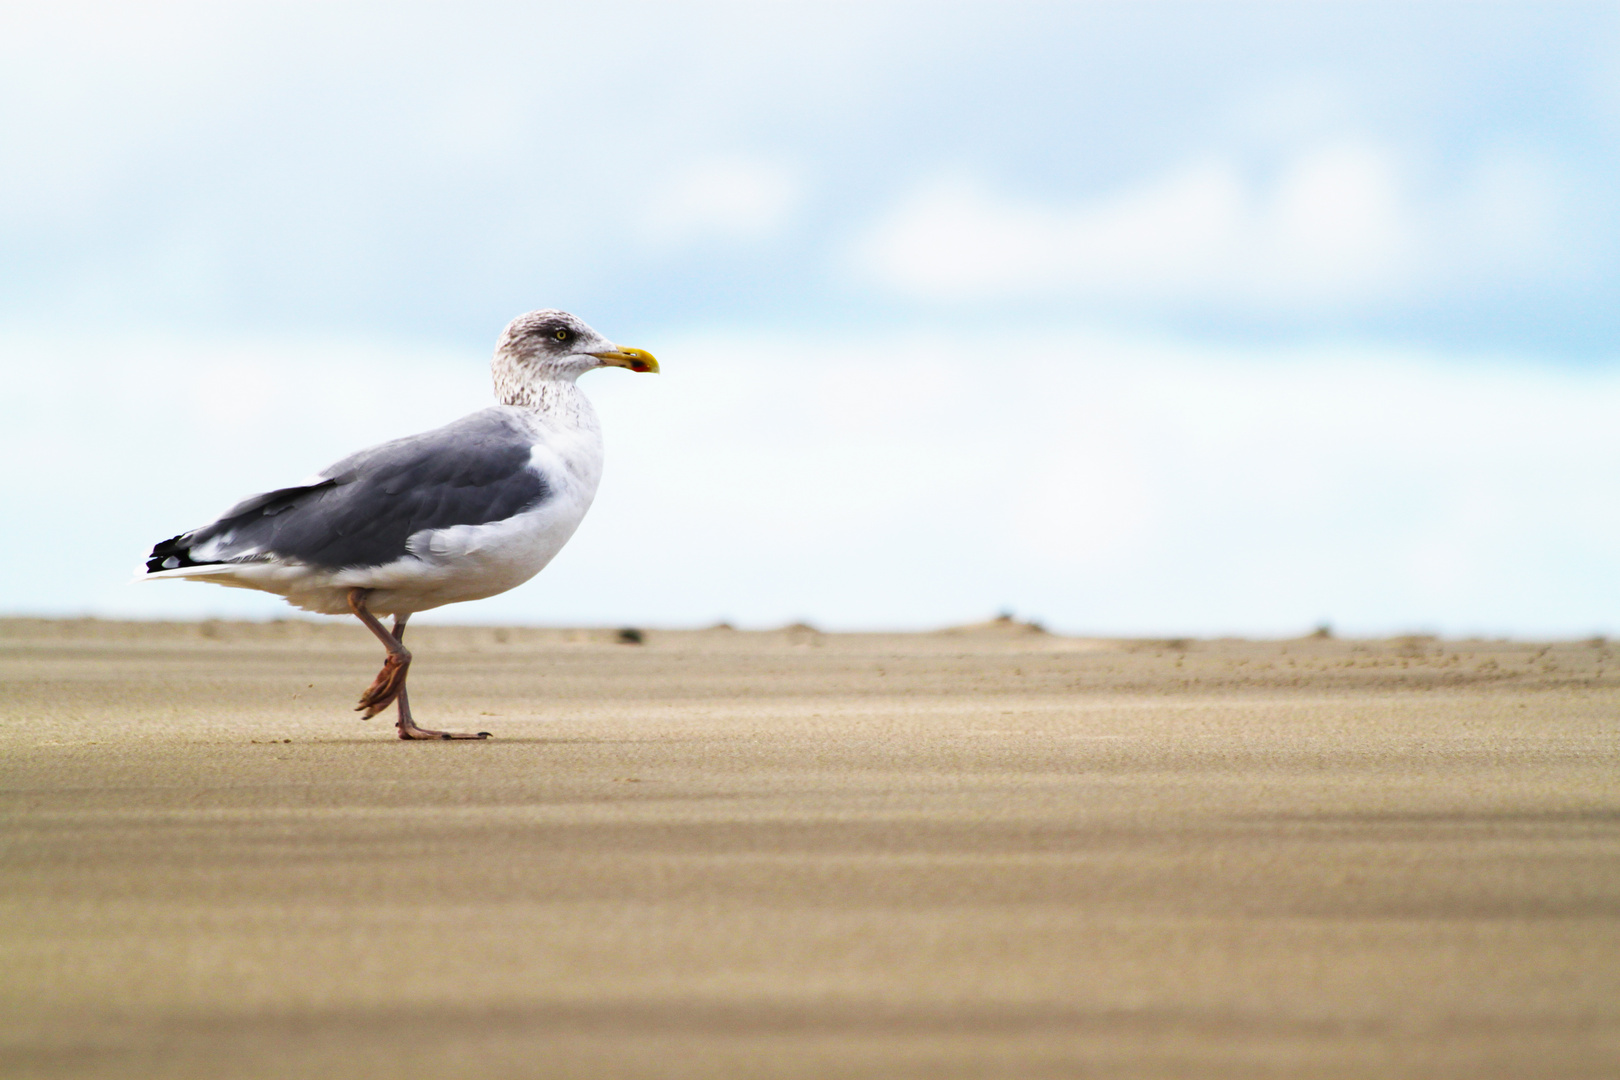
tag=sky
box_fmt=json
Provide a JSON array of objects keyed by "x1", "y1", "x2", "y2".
[{"x1": 2, "y1": 1, "x2": 1618, "y2": 636}]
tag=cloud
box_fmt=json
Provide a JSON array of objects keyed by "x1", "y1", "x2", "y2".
[
  {"x1": 855, "y1": 142, "x2": 1578, "y2": 313},
  {"x1": 0, "y1": 4, "x2": 1613, "y2": 348},
  {"x1": 640, "y1": 158, "x2": 803, "y2": 245}
]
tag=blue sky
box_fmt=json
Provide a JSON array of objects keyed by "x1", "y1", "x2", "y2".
[{"x1": 3, "y1": 2, "x2": 1618, "y2": 635}]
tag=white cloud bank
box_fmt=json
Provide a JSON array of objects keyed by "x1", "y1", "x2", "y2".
[
  {"x1": 857, "y1": 142, "x2": 1579, "y2": 312},
  {"x1": 2, "y1": 326, "x2": 1616, "y2": 637}
]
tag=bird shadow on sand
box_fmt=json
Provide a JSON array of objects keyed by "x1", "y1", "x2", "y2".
[{"x1": 313, "y1": 735, "x2": 699, "y2": 746}]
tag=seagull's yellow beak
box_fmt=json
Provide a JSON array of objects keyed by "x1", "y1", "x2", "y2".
[{"x1": 592, "y1": 347, "x2": 659, "y2": 373}]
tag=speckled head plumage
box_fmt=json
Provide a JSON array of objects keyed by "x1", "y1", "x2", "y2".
[{"x1": 492, "y1": 310, "x2": 658, "y2": 406}]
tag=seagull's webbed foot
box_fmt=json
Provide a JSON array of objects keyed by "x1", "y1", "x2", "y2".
[
  {"x1": 396, "y1": 705, "x2": 492, "y2": 741},
  {"x1": 356, "y1": 653, "x2": 408, "y2": 718}
]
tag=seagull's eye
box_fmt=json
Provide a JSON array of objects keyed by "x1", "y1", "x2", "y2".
[{"x1": 554, "y1": 328, "x2": 570, "y2": 342}]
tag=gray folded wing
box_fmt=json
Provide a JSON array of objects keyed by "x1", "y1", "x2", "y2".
[{"x1": 147, "y1": 408, "x2": 552, "y2": 572}]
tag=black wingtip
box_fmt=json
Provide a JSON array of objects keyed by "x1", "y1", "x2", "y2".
[{"x1": 145, "y1": 534, "x2": 209, "y2": 574}]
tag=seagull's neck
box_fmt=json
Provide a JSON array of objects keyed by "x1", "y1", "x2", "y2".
[
  {"x1": 500, "y1": 379, "x2": 598, "y2": 427},
  {"x1": 493, "y1": 358, "x2": 596, "y2": 426},
  {"x1": 493, "y1": 367, "x2": 605, "y2": 495}
]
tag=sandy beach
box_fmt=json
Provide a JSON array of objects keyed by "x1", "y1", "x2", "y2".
[{"x1": 1, "y1": 617, "x2": 1617, "y2": 1078}]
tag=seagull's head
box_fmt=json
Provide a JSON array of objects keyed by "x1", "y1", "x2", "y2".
[{"x1": 495, "y1": 310, "x2": 659, "y2": 385}]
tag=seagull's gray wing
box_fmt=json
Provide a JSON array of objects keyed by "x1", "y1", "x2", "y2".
[{"x1": 147, "y1": 408, "x2": 552, "y2": 572}]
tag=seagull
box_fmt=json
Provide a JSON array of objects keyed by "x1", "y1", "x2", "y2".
[{"x1": 143, "y1": 311, "x2": 657, "y2": 740}]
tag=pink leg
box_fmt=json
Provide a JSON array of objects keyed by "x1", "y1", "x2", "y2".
[{"x1": 347, "y1": 589, "x2": 490, "y2": 740}]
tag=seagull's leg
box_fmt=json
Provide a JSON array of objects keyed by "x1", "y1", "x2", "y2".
[
  {"x1": 349, "y1": 588, "x2": 411, "y2": 718},
  {"x1": 389, "y1": 615, "x2": 417, "y2": 733},
  {"x1": 346, "y1": 590, "x2": 490, "y2": 740},
  {"x1": 387, "y1": 614, "x2": 490, "y2": 741}
]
